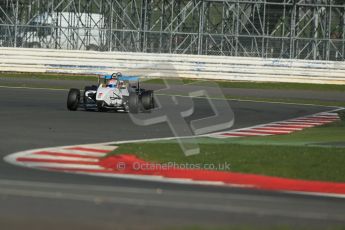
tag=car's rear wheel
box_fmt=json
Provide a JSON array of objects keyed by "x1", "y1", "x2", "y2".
[
  {"x1": 141, "y1": 90, "x2": 154, "y2": 110},
  {"x1": 129, "y1": 93, "x2": 139, "y2": 113},
  {"x1": 67, "y1": 88, "x2": 80, "y2": 111}
]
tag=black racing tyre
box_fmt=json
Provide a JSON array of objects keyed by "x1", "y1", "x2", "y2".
[
  {"x1": 67, "y1": 88, "x2": 80, "y2": 111},
  {"x1": 141, "y1": 90, "x2": 154, "y2": 110},
  {"x1": 129, "y1": 93, "x2": 139, "y2": 113}
]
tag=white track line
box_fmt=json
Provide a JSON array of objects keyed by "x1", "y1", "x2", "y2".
[
  {"x1": 19, "y1": 154, "x2": 100, "y2": 162},
  {"x1": 17, "y1": 162, "x2": 104, "y2": 170},
  {"x1": 249, "y1": 129, "x2": 293, "y2": 134},
  {"x1": 254, "y1": 127, "x2": 303, "y2": 131},
  {"x1": 36, "y1": 149, "x2": 107, "y2": 157}
]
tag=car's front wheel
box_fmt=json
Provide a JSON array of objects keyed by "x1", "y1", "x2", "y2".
[{"x1": 67, "y1": 88, "x2": 80, "y2": 111}]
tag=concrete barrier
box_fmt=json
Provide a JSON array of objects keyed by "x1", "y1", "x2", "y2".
[{"x1": 1, "y1": 47, "x2": 345, "y2": 84}]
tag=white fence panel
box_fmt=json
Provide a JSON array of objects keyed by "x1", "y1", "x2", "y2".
[{"x1": 1, "y1": 47, "x2": 345, "y2": 84}]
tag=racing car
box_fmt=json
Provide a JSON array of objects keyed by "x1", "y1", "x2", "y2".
[{"x1": 67, "y1": 73, "x2": 154, "y2": 113}]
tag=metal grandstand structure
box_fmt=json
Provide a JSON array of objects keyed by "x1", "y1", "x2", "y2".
[{"x1": 0, "y1": 0, "x2": 344, "y2": 60}]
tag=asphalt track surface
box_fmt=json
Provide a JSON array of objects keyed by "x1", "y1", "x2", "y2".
[{"x1": 0, "y1": 85, "x2": 345, "y2": 229}]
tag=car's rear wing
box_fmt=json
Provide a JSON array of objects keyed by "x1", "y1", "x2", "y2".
[
  {"x1": 118, "y1": 76, "x2": 139, "y2": 82},
  {"x1": 99, "y1": 75, "x2": 139, "y2": 82}
]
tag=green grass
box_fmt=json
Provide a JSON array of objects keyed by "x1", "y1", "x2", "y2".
[
  {"x1": 224, "y1": 95, "x2": 345, "y2": 107},
  {"x1": 153, "y1": 92, "x2": 345, "y2": 107},
  {"x1": 1, "y1": 72, "x2": 344, "y2": 107},
  {"x1": 165, "y1": 226, "x2": 345, "y2": 230},
  {"x1": 2, "y1": 72, "x2": 345, "y2": 92},
  {"x1": 143, "y1": 78, "x2": 195, "y2": 85},
  {"x1": 0, "y1": 72, "x2": 98, "y2": 81},
  {"x1": 144, "y1": 78, "x2": 345, "y2": 92},
  {"x1": 146, "y1": 77, "x2": 345, "y2": 106},
  {"x1": 111, "y1": 142, "x2": 345, "y2": 182},
  {"x1": 110, "y1": 121, "x2": 345, "y2": 182},
  {"x1": 1, "y1": 73, "x2": 345, "y2": 106}
]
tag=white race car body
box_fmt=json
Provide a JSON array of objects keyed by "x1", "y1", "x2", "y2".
[
  {"x1": 67, "y1": 74, "x2": 154, "y2": 112},
  {"x1": 95, "y1": 86, "x2": 130, "y2": 107}
]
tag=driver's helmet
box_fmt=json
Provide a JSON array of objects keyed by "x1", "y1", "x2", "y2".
[
  {"x1": 107, "y1": 79, "x2": 117, "y2": 88},
  {"x1": 111, "y1": 72, "x2": 122, "y2": 80}
]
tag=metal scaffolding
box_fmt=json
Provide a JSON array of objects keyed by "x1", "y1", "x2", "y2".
[{"x1": 1, "y1": 0, "x2": 344, "y2": 60}]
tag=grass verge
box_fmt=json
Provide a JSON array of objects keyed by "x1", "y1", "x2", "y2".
[
  {"x1": 2, "y1": 73, "x2": 345, "y2": 92},
  {"x1": 145, "y1": 78, "x2": 345, "y2": 92},
  {"x1": 110, "y1": 120, "x2": 345, "y2": 182},
  {"x1": 1, "y1": 73, "x2": 345, "y2": 106},
  {"x1": 165, "y1": 226, "x2": 345, "y2": 230},
  {"x1": 0, "y1": 72, "x2": 98, "y2": 81},
  {"x1": 153, "y1": 92, "x2": 345, "y2": 107},
  {"x1": 224, "y1": 96, "x2": 345, "y2": 107}
]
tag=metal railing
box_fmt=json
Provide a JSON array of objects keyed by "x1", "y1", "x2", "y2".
[{"x1": 1, "y1": 0, "x2": 345, "y2": 61}]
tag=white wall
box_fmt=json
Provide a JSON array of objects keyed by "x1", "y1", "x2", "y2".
[{"x1": 1, "y1": 47, "x2": 345, "y2": 84}]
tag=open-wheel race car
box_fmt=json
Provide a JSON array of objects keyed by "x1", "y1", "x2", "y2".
[{"x1": 67, "y1": 73, "x2": 154, "y2": 113}]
